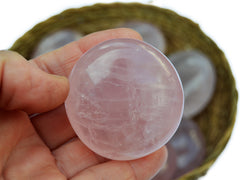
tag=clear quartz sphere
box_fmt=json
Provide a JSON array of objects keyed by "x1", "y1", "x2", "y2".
[
  {"x1": 65, "y1": 38, "x2": 184, "y2": 160},
  {"x1": 168, "y1": 50, "x2": 216, "y2": 118},
  {"x1": 118, "y1": 21, "x2": 166, "y2": 53},
  {"x1": 32, "y1": 30, "x2": 82, "y2": 58}
]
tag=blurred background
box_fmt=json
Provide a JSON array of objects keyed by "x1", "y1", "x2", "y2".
[{"x1": 0, "y1": 0, "x2": 239, "y2": 179}]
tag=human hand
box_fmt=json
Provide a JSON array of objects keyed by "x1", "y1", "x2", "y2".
[{"x1": 0, "y1": 28, "x2": 167, "y2": 180}]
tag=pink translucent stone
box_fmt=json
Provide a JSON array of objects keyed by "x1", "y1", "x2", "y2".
[{"x1": 65, "y1": 38, "x2": 184, "y2": 160}]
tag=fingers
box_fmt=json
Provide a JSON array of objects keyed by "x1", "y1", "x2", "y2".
[
  {"x1": 0, "y1": 51, "x2": 69, "y2": 114},
  {"x1": 30, "y1": 28, "x2": 142, "y2": 77},
  {"x1": 129, "y1": 146, "x2": 168, "y2": 180},
  {"x1": 52, "y1": 138, "x2": 107, "y2": 178},
  {"x1": 70, "y1": 147, "x2": 168, "y2": 180},
  {"x1": 0, "y1": 110, "x2": 66, "y2": 180},
  {"x1": 0, "y1": 110, "x2": 27, "y2": 168},
  {"x1": 76, "y1": 28, "x2": 142, "y2": 53},
  {"x1": 31, "y1": 105, "x2": 76, "y2": 149}
]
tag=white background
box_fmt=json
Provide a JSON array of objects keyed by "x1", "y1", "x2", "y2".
[{"x1": 0, "y1": 0, "x2": 239, "y2": 179}]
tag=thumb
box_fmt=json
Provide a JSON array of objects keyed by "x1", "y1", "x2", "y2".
[{"x1": 0, "y1": 51, "x2": 69, "y2": 114}]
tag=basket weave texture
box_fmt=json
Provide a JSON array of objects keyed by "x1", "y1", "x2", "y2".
[{"x1": 10, "y1": 3, "x2": 238, "y2": 179}]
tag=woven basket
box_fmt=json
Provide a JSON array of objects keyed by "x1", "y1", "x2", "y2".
[{"x1": 10, "y1": 3, "x2": 238, "y2": 179}]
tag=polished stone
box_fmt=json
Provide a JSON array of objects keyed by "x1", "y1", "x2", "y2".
[
  {"x1": 118, "y1": 21, "x2": 166, "y2": 53},
  {"x1": 32, "y1": 30, "x2": 82, "y2": 57},
  {"x1": 65, "y1": 38, "x2": 184, "y2": 160},
  {"x1": 168, "y1": 50, "x2": 216, "y2": 118},
  {"x1": 168, "y1": 118, "x2": 205, "y2": 178}
]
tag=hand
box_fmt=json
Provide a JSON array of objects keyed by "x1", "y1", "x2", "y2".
[{"x1": 0, "y1": 28, "x2": 167, "y2": 180}]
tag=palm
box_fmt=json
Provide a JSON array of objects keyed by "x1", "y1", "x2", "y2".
[
  {"x1": 32, "y1": 104, "x2": 109, "y2": 179},
  {"x1": 1, "y1": 106, "x2": 106, "y2": 179},
  {"x1": 0, "y1": 29, "x2": 167, "y2": 180},
  {"x1": 1, "y1": 110, "x2": 65, "y2": 179}
]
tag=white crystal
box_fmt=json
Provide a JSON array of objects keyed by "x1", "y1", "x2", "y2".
[
  {"x1": 118, "y1": 21, "x2": 166, "y2": 53},
  {"x1": 169, "y1": 118, "x2": 205, "y2": 178},
  {"x1": 32, "y1": 30, "x2": 82, "y2": 57},
  {"x1": 168, "y1": 50, "x2": 216, "y2": 118}
]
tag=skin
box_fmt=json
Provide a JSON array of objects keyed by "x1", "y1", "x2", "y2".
[{"x1": 0, "y1": 28, "x2": 167, "y2": 180}]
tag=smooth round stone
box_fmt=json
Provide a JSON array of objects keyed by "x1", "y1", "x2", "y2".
[
  {"x1": 168, "y1": 118, "x2": 205, "y2": 178},
  {"x1": 65, "y1": 38, "x2": 184, "y2": 160},
  {"x1": 32, "y1": 30, "x2": 82, "y2": 57},
  {"x1": 168, "y1": 50, "x2": 216, "y2": 118},
  {"x1": 152, "y1": 144, "x2": 177, "y2": 180},
  {"x1": 118, "y1": 21, "x2": 166, "y2": 53}
]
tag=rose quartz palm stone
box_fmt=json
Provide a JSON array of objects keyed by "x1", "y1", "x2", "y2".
[{"x1": 65, "y1": 38, "x2": 184, "y2": 160}]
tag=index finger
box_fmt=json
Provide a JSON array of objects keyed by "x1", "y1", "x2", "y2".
[{"x1": 30, "y1": 28, "x2": 142, "y2": 77}]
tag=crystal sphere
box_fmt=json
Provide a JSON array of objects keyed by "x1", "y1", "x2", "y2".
[
  {"x1": 65, "y1": 38, "x2": 184, "y2": 160},
  {"x1": 168, "y1": 50, "x2": 216, "y2": 118}
]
